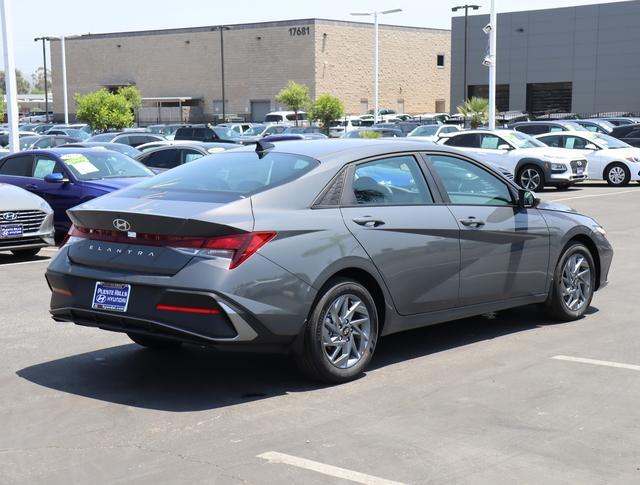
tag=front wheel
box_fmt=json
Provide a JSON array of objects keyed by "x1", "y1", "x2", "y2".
[
  {"x1": 544, "y1": 243, "x2": 596, "y2": 321},
  {"x1": 11, "y1": 248, "x2": 41, "y2": 258},
  {"x1": 518, "y1": 165, "x2": 545, "y2": 191},
  {"x1": 296, "y1": 278, "x2": 379, "y2": 383},
  {"x1": 605, "y1": 163, "x2": 630, "y2": 186}
]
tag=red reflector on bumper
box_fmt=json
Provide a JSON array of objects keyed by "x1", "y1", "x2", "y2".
[
  {"x1": 156, "y1": 304, "x2": 220, "y2": 315},
  {"x1": 52, "y1": 287, "x2": 73, "y2": 297}
]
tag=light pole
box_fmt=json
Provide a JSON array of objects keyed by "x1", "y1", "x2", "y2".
[
  {"x1": 452, "y1": 4, "x2": 480, "y2": 103},
  {"x1": 44, "y1": 34, "x2": 80, "y2": 124},
  {"x1": 350, "y1": 8, "x2": 402, "y2": 124},
  {"x1": 488, "y1": 0, "x2": 497, "y2": 129},
  {"x1": 218, "y1": 26, "x2": 230, "y2": 123},
  {"x1": 1, "y1": 0, "x2": 19, "y2": 152},
  {"x1": 33, "y1": 37, "x2": 50, "y2": 122}
]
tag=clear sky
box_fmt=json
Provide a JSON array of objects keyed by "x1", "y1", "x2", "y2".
[{"x1": 0, "y1": 0, "x2": 632, "y2": 79}]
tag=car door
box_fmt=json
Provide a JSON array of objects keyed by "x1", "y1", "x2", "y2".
[
  {"x1": 340, "y1": 154, "x2": 461, "y2": 315},
  {"x1": 426, "y1": 153, "x2": 550, "y2": 306},
  {"x1": 560, "y1": 135, "x2": 605, "y2": 179},
  {"x1": 0, "y1": 154, "x2": 34, "y2": 191},
  {"x1": 29, "y1": 154, "x2": 83, "y2": 232}
]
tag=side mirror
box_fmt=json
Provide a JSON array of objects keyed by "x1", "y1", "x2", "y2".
[
  {"x1": 518, "y1": 189, "x2": 539, "y2": 209},
  {"x1": 497, "y1": 144, "x2": 512, "y2": 150},
  {"x1": 584, "y1": 143, "x2": 598, "y2": 150},
  {"x1": 44, "y1": 173, "x2": 69, "y2": 184}
]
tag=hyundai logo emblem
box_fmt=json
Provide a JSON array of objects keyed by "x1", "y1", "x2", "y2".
[
  {"x1": 577, "y1": 161, "x2": 583, "y2": 167},
  {"x1": 113, "y1": 219, "x2": 131, "y2": 232},
  {"x1": 1, "y1": 212, "x2": 17, "y2": 221}
]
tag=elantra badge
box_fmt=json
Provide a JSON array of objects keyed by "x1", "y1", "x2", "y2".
[
  {"x1": 1, "y1": 212, "x2": 17, "y2": 221},
  {"x1": 113, "y1": 218, "x2": 131, "y2": 232}
]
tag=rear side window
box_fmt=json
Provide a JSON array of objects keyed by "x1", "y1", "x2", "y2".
[
  {"x1": 445, "y1": 133, "x2": 478, "y2": 147},
  {"x1": 515, "y1": 125, "x2": 545, "y2": 135},
  {"x1": 0, "y1": 155, "x2": 32, "y2": 176},
  {"x1": 117, "y1": 152, "x2": 319, "y2": 203},
  {"x1": 143, "y1": 149, "x2": 181, "y2": 169},
  {"x1": 175, "y1": 128, "x2": 194, "y2": 139}
]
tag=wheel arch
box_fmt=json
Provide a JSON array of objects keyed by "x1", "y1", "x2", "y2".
[
  {"x1": 564, "y1": 233, "x2": 602, "y2": 291},
  {"x1": 515, "y1": 157, "x2": 546, "y2": 176}
]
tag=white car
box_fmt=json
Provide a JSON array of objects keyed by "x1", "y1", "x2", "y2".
[
  {"x1": 0, "y1": 183, "x2": 55, "y2": 256},
  {"x1": 439, "y1": 129, "x2": 588, "y2": 191},
  {"x1": 407, "y1": 124, "x2": 459, "y2": 142},
  {"x1": 535, "y1": 131, "x2": 640, "y2": 186}
]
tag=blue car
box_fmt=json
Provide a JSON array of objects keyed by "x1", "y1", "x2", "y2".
[{"x1": 0, "y1": 148, "x2": 153, "y2": 236}]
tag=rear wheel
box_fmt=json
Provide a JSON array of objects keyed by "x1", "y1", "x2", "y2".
[
  {"x1": 556, "y1": 184, "x2": 571, "y2": 191},
  {"x1": 544, "y1": 243, "x2": 596, "y2": 321},
  {"x1": 605, "y1": 163, "x2": 630, "y2": 186},
  {"x1": 518, "y1": 165, "x2": 545, "y2": 191},
  {"x1": 296, "y1": 278, "x2": 379, "y2": 383},
  {"x1": 11, "y1": 248, "x2": 41, "y2": 257},
  {"x1": 127, "y1": 333, "x2": 182, "y2": 350}
]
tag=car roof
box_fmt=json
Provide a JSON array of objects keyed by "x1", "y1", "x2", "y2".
[
  {"x1": 534, "y1": 131, "x2": 596, "y2": 137},
  {"x1": 17, "y1": 147, "x2": 113, "y2": 157}
]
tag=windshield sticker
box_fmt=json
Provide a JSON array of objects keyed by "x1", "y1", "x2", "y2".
[{"x1": 60, "y1": 154, "x2": 100, "y2": 175}]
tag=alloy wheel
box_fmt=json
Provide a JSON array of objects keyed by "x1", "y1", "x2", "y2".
[
  {"x1": 520, "y1": 168, "x2": 541, "y2": 191},
  {"x1": 322, "y1": 294, "x2": 371, "y2": 369},
  {"x1": 608, "y1": 166, "x2": 626, "y2": 185},
  {"x1": 560, "y1": 253, "x2": 592, "y2": 311}
]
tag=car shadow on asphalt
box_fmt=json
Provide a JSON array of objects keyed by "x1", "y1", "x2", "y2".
[
  {"x1": 0, "y1": 254, "x2": 50, "y2": 265},
  {"x1": 17, "y1": 304, "x2": 596, "y2": 412}
]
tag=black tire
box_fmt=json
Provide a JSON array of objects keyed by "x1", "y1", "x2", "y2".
[
  {"x1": 556, "y1": 184, "x2": 571, "y2": 191},
  {"x1": 544, "y1": 243, "x2": 596, "y2": 321},
  {"x1": 517, "y1": 165, "x2": 545, "y2": 191},
  {"x1": 604, "y1": 162, "x2": 630, "y2": 186},
  {"x1": 10, "y1": 248, "x2": 41, "y2": 257},
  {"x1": 295, "y1": 278, "x2": 379, "y2": 383},
  {"x1": 127, "y1": 333, "x2": 182, "y2": 350}
]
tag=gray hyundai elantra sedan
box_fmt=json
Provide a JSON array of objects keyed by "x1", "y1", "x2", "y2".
[{"x1": 46, "y1": 139, "x2": 613, "y2": 382}]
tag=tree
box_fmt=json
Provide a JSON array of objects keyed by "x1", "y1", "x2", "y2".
[
  {"x1": 117, "y1": 85, "x2": 142, "y2": 110},
  {"x1": 31, "y1": 67, "x2": 51, "y2": 93},
  {"x1": 309, "y1": 94, "x2": 345, "y2": 135},
  {"x1": 0, "y1": 69, "x2": 31, "y2": 94},
  {"x1": 359, "y1": 130, "x2": 382, "y2": 139},
  {"x1": 457, "y1": 97, "x2": 489, "y2": 129},
  {"x1": 275, "y1": 80, "x2": 310, "y2": 126},
  {"x1": 75, "y1": 89, "x2": 134, "y2": 131},
  {"x1": 0, "y1": 96, "x2": 5, "y2": 121}
]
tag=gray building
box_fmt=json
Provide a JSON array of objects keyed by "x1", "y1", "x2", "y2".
[{"x1": 451, "y1": 1, "x2": 640, "y2": 115}]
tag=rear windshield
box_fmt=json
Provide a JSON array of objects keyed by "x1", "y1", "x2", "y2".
[{"x1": 117, "y1": 151, "x2": 320, "y2": 202}]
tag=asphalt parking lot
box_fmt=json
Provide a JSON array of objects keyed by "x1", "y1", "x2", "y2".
[{"x1": 1, "y1": 181, "x2": 639, "y2": 485}]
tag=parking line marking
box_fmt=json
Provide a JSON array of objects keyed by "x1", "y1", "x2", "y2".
[
  {"x1": 552, "y1": 355, "x2": 640, "y2": 372},
  {"x1": 0, "y1": 258, "x2": 51, "y2": 267},
  {"x1": 548, "y1": 188, "x2": 640, "y2": 203},
  {"x1": 257, "y1": 451, "x2": 406, "y2": 485}
]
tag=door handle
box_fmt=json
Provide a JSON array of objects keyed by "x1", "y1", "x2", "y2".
[
  {"x1": 26, "y1": 184, "x2": 39, "y2": 190},
  {"x1": 459, "y1": 217, "x2": 485, "y2": 228},
  {"x1": 353, "y1": 217, "x2": 385, "y2": 228}
]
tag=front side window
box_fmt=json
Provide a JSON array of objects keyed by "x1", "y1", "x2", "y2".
[
  {"x1": 538, "y1": 135, "x2": 563, "y2": 147},
  {"x1": 430, "y1": 155, "x2": 513, "y2": 206},
  {"x1": 350, "y1": 156, "x2": 433, "y2": 206},
  {"x1": 479, "y1": 134, "x2": 502, "y2": 149},
  {"x1": 563, "y1": 136, "x2": 588, "y2": 150},
  {"x1": 33, "y1": 156, "x2": 65, "y2": 179},
  {"x1": 182, "y1": 149, "x2": 205, "y2": 163}
]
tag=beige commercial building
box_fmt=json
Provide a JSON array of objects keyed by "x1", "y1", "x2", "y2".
[{"x1": 50, "y1": 19, "x2": 450, "y2": 123}]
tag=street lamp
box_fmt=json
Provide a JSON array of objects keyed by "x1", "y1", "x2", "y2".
[
  {"x1": 216, "y1": 26, "x2": 230, "y2": 123},
  {"x1": 350, "y1": 8, "x2": 402, "y2": 124},
  {"x1": 452, "y1": 4, "x2": 480, "y2": 103},
  {"x1": 1, "y1": 0, "x2": 19, "y2": 152},
  {"x1": 33, "y1": 37, "x2": 50, "y2": 122},
  {"x1": 42, "y1": 34, "x2": 81, "y2": 124},
  {"x1": 487, "y1": 0, "x2": 497, "y2": 129}
]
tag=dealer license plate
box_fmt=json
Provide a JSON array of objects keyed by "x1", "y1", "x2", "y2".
[{"x1": 92, "y1": 282, "x2": 131, "y2": 313}]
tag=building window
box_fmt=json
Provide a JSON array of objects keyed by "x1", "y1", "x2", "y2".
[
  {"x1": 360, "y1": 99, "x2": 368, "y2": 114},
  {"x1": 435, "y1": 99, "x2": 446, "y2": 113},
  {"x1": 437, "y1": 54, "x2": 445, "y2": 68}
]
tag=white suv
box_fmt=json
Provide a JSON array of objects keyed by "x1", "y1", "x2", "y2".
[{"x1": 439, "y1": 129, "x2": 588, "y2": 191}]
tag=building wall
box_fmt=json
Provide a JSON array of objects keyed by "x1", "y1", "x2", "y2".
[
  {"x1": 314, "y1": 20, "x2": 450, "y2": 114},
  {"x1": 451, "y1": 0, "x2": 640, "y2": 114},
  {"x1": 51, "y1": 18, "x2": 451, "y2": 122}
]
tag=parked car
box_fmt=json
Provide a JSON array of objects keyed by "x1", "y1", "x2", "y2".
[
  {"x1": 88, "y1": 132, "x2": 165, "y2": 147},
  {"x1": 0, "y1": 148, "x2": 153, "y2": 235},
  {"x1": 535, "y1": 131, "x2": 640, "y2": 186},
  {"x1": 174, "y1": 125, "x2": 241, "y2": 143},
  {"x1": 0, "y1": 131, "x2": 39, "y2": 147},
  {"x1": 574, "y1": 119, "x2": 614, "y2": 134},
  {"x1": 217, "y1": 123, "x2": 254, "y2": 135},
  {"x1": 20, "y1": 111, "x2": 53, "y2": 123},
  {"x1": 50, "y1": 124, "x2": 92, "y2": 135},
  {"x1": 46, "y1": 128, "x2": 91, "y2": 141},
  {"x1": 439, "y1": 130, "x2": 588, "y2": 191},
  {"x1": 0, "y1": 183, "x2": 55, "y2": 256},
  {"x1": 329, "y1": 117, "x2": 375, "y2": 137},
  {"x1": 264, "y1": 111, "x2": 308, "y2": 125},
  {"x1": 597, "y1": 117, "x2": 640, "y2": 127},
  {"x1": 45, "y1": 139, "x2": 612, "y2": 383},
  {"x1": 407, "y1": 124, "x2": 459, "y2": 141},
  {"x1": 63, "y1": 142, "x2": 142, "y2": 158},
  {"x1": 146, "y1": 124, "x2": 183, "y2": 139},
  {"x1": 237, "y1": 124, "x2": 288, "y2": 144},
  {"x1": 609, "y1": 124, "x2": 640, "y2": 148},
  {"x1": 344, "y1": 128, "x2": 403, "y2": 138},
  {"x1": 30, "y1": 135, "x2": 82, "y2": 149},
  {"x1": 32, "y1": 124, "x2": 55, "y2": 134},
  {"x1": 135, "y1": 142, "x2": 237, "y2": 172},
  {"x1": 509, "y1": 121, "x2": 588, "y2": 135},
  {"x1": 18, "y1": 136, "x2": 43, "y2": 151}
]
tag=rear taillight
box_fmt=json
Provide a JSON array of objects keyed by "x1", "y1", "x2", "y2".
[{"x1": 63, "y1": 225, "x2": 276, "y2": 269}]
